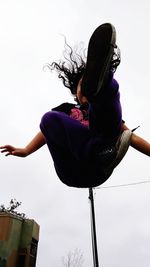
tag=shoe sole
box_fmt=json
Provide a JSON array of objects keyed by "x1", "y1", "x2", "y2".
[{"x1": 81, "y1": 23, "x2": 116, "y2": 99}]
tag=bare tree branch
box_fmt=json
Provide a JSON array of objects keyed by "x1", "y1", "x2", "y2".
[{"x1": 62, "y1": 248, "x2": 84, "y2": 267}]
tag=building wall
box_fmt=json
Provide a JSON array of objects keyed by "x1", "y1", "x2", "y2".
[
  {"x1": 0, "y1": 214, "x2": 22, "y2": 267},
  {"x1": 0, "y1": 213, "x2": 40, "y2": 267}
]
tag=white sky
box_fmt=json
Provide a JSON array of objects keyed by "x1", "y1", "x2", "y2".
[{"x1": 0, "y1": 0, "x2": 150, "y2": 266}]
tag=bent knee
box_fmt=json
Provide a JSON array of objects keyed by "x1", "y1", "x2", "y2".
[{"x1": 40, "y1": 111, "x2": 64, "y2": 130}]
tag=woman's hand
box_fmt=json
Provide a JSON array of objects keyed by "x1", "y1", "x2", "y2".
[
  {"x1": 0, "y1": 145, "x2": 28, "y2": 157},
  {"x1": 0, "y1": 131, "x2": 46, "y2": 158}
]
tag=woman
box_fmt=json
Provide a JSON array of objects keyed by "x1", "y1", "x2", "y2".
[{"x1": 0, "y1": 23, "x2": 149, "y2": 188}]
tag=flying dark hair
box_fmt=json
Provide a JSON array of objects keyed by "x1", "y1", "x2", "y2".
[{"x1": 47, "y1": 40, "x2": 86, "y2": 95}]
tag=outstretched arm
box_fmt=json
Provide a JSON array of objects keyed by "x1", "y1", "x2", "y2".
[
  {"x1": 122, "y1": 123, "x2": 150, "y2": 156},
  {"x1": 0, "y1": 131, "x2": 46, "y2": 157},
  {"x1": 130, "y1": 133, "x2": 150, "y2": 156}
]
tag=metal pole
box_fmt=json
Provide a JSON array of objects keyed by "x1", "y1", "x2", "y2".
[{"x1": 89, "y1": 187, "x2": 99, "y2": 267}]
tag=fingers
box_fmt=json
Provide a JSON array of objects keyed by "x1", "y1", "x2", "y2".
[
  {"x1": 0, "y1": 151, "x2": 12, "y2": 156},
  {"x1": 0, "y1": 146, "x2": 6, "y2": 150},
  {"x1": 0, "y1": 145, "x2": 14, "y2": 156},
  {"x1": 5, "y1": 152, "x2": 12, "y2": 157},
  {"x1": 0, "y1": 145, "x2": 13, "y2": 150},
  {"x1": 0, "y1": 145, "x2": 11, "y2": 150},
  {"x1": 0, "y1": 149, "x2": 12, "y2": 156},
  {"x1": 0, "y1": 148, "x2": 9, "y2": 153}
]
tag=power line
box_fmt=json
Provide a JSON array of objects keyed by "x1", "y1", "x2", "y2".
[{"x1": 96, "y1": 180, "x2": 150, "y2": 189}]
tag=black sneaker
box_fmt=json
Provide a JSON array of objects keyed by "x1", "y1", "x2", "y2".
[{"x1": 81, "y1": 23, "x2": 116, "y2": 100}]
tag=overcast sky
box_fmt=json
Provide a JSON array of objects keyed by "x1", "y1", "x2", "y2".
[{"x1": 0, "y1": 0, "x2": 150, "y2": 266}]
